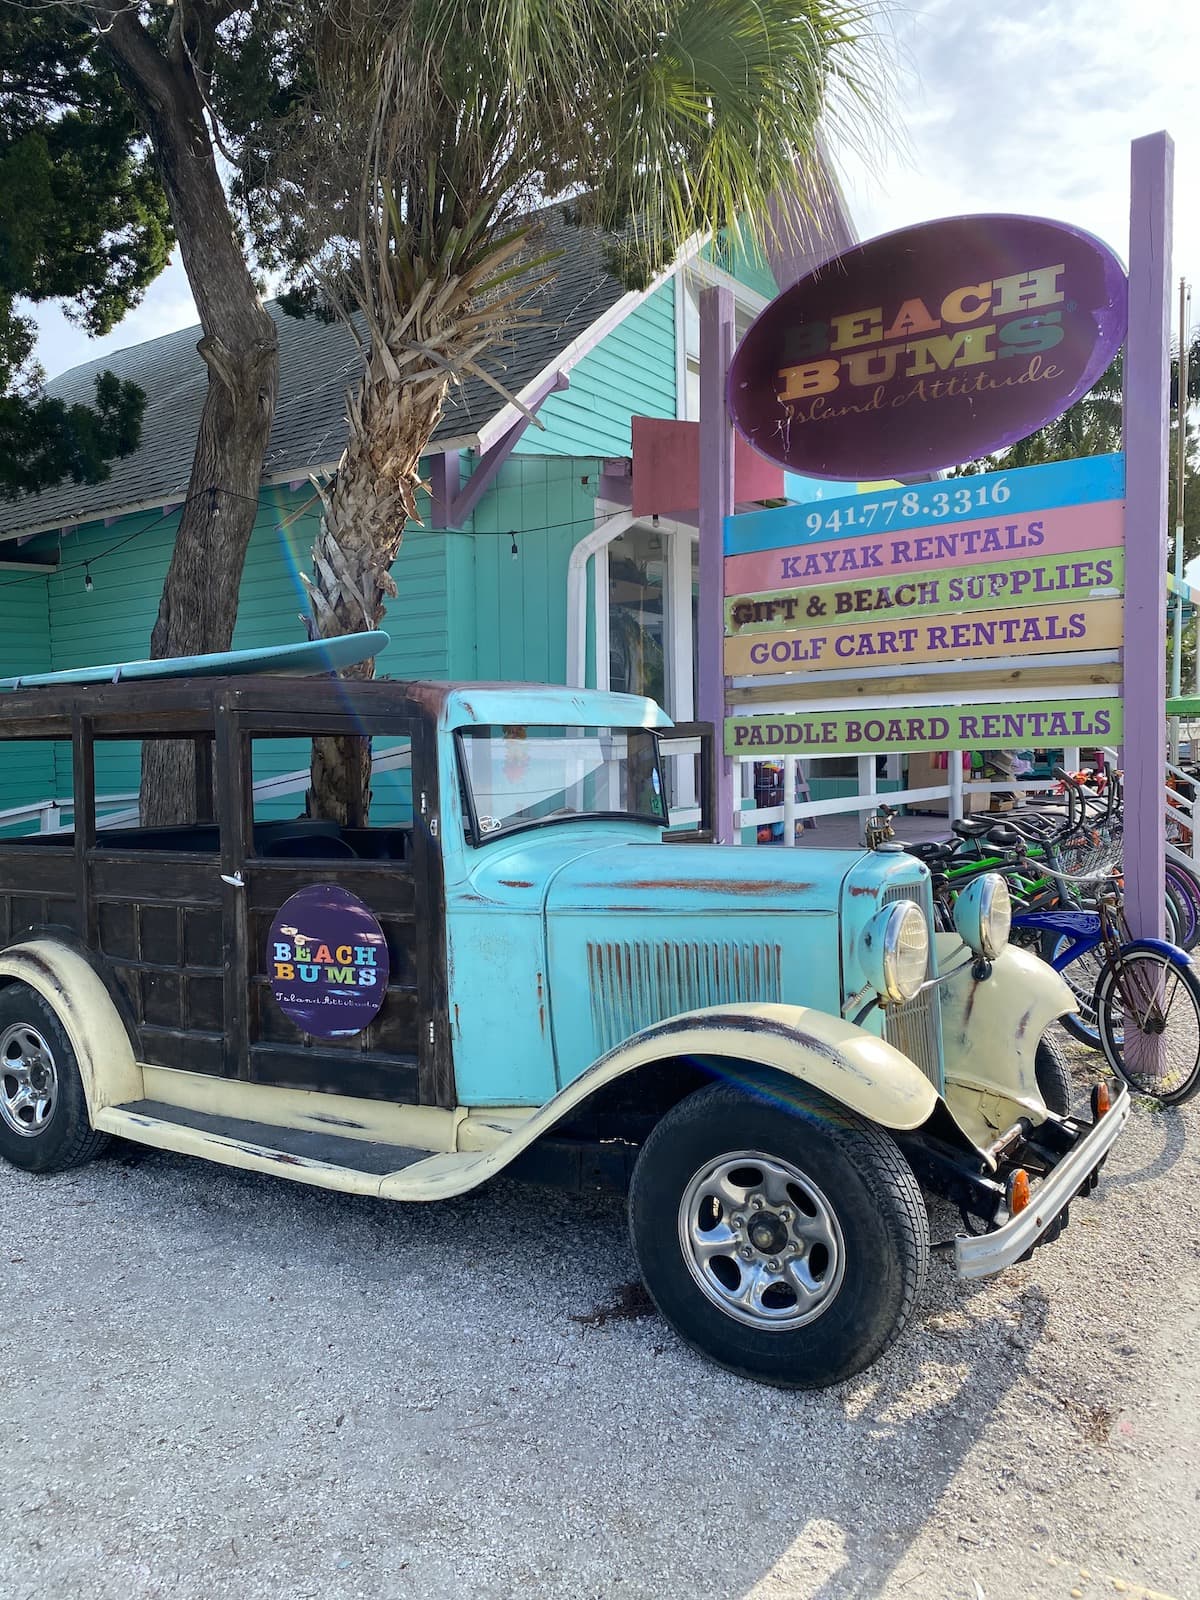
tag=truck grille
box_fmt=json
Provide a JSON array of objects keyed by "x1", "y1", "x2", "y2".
[
  {"x1": 587, "y1": 940, "x2": 783, "y2": 1055},
  {"x1": 880, "y1": 882, "x2": 944, "y2": 1093}
]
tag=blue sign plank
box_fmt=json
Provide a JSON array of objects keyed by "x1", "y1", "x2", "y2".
[{"x1": 724, "y1": 454, "x2": 1126, "y2": 558}]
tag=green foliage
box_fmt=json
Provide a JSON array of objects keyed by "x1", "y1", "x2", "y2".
[
  {"x1": 232, "y1": 0, "x2": 887, "y2": 303},
  {"x1": 0, "y1": 3, "x2": 172, "y2": 497},
  {"x1": 0, "y1": 369, "x2": 145, "y2": 502}
]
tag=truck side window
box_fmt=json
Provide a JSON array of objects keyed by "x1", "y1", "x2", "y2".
[
  {"x1": 0, "y1": 738, "x2": 73, "y2": 843},
  {"x1": 247, "y1": 733, "x2": 414, "y2": 860}
]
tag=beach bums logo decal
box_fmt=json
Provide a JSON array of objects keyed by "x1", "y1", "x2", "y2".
[
  {"x1": 727, "y1": 214, "x2": 1127, "y2": 480},
  {"x1": 268, "y1": 885, "x2": 389, "y2": 1038}
]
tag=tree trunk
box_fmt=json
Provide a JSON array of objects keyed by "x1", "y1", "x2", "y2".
[
  {"x1": 97, "y1": 8, "x2": 279, "y2": 826},
  {"x1": 306, "y1": 365, "x2": 450, "y2": 824}
]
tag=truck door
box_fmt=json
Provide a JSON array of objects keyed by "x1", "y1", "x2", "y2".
[{"x1": 218, "y1": 707, "x2": 452, "y2": 1108}]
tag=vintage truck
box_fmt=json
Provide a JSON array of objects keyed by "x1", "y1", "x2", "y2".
[{"x1": 0, "y1": 673, "x2": 1128, "y2": 1386}]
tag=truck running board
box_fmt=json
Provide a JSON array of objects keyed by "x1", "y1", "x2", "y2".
[{"x1": 95, "y1": 1100, "x2": 484, "y2": 1199}]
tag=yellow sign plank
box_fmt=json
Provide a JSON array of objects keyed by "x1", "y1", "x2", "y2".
[{"x1": 724, "y1": 599, "x2": 1124, "y2": 676}]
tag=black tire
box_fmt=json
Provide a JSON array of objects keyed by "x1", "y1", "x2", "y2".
[
  {"x1": 1034, "y1": 1034, "x2": 1073, "y2": 1116},
  {"x1": 0, "y1": 983, "x2": 110, "y2": 1173},
  {"x1": 628, "y1": 1079, "x2": 928, "y2": 1388}
]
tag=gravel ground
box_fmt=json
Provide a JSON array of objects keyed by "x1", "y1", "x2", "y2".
[{"x1": 2, "y1": 1037, "x2": 1198, "y2": 1600}]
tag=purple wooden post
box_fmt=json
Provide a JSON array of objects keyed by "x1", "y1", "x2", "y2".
[
  {"x1": 428, "y1": 450, "x2": 461, "y2": 529},
  {"x1": 1122, "y1": 132, "x2": 1174, "y2": 939},
  {"x1": 699, "y1": 285, "x2": 736, "y2": 842}
]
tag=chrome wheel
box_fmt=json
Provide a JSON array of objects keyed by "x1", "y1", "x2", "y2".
[
  {"x1": 678, "y1": 1150, "x2": 845, "y2": 1330},
  {"x1": 0, "y1": 1023, "x2": 59, "y2": 1138}
]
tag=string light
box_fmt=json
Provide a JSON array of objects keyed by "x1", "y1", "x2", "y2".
[
  {"x1": 83, "y1": 564, "x2": 93, "y2": 592},
  {"x1": 510, "y1": 532, "x2": 519, "y2": 561}
]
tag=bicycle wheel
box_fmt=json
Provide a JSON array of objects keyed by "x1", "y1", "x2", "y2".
[
  {"x1": 1165, "y1": 860, "x2": 1200, "y2": 952},
  {"x1": 1095, "y1": 943, "x2": 1200, "y2": 1104},
  {"x1": 1043, "y1": 931, "x2": 1105, "y2": 1050}
]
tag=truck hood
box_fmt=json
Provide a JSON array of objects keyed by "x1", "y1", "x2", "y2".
[
  {"x1": 462, "y1": 832, "x2": 861, "y2": 915},
  {"x1": 545, "y1": 841, "x2": 853, "y2": 915}
]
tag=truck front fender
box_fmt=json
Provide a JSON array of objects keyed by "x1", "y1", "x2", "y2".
[
  {"x1": 937, "y1": 935, "x2": 1077, "y2": 1143},
  {"x1": 452, "y1": 1002, "x2": 939, "y2": 1169},
  {"x1": 580, "y1": 1003, "x2": 939, "y2": 1130},
  {"x1": 0, "y1": 939, "x2": 142, "y2": 1115}
]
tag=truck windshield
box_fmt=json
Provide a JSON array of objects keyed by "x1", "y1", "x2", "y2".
[{"x1": 458, "y1": 725, "x2": 666, "y2": 840}]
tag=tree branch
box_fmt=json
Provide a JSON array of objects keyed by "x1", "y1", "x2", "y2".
[{"x1": 84, "y1": 1, "x2": 176, "y2": 110}]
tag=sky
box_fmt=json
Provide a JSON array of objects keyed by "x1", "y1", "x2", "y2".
[{"x1": 29, "y1": 0, "x2": 1200, "y2": 381}]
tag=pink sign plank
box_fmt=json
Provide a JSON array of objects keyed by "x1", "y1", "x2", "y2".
[{"x1": 724, "y1": 499, "x2": 1125, "y2": 597}]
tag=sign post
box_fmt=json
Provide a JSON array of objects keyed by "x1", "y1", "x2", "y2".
[
  {"x1": 1122, "y1": 131, "x2": 1174, "y2": 939},
  {"x1": 711, "y1": 149, "x2": 1172, "y2": 882},
  {"x1": 699, "y1": 285, "x2": 737, "y2": 842}
]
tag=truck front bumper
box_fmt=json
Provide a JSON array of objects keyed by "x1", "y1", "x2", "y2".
[{"x1": 954, "y1": 1080, "x2": 1131, "y2": 1279}]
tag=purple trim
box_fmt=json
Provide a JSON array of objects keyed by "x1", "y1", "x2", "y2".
[
  {"x1": 699, "y1": 287, "x2": 736, "y2": 842},
  {"x1": 429, "y1": 372, "x2": 570, "y2": 528},
  {"x1": 428, "y1": 451, "x2": 461, "y2": 528},
  {"x1": 1122, "y1": 133, "x2": 1174, "y2": 941},
  {"x1": 598, "y1": 471, "x2": 633, "y2": 510}
]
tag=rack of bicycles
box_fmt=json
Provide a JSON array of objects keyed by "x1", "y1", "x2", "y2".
[{"x1": 869, "y1": 766, "x2": 1200, "y2": 1107}]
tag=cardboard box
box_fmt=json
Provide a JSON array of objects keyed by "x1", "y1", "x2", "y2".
[{"x1": 904, "y1": 751, "x2": 989, "y2": 816}]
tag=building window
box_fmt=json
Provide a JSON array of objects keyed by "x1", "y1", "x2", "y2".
[{"x1": 608, "y1": 525, "x2": 666, "y2": 706}]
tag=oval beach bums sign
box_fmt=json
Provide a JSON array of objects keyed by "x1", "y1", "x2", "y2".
[
  {"x1": 727, "y1": 214, "x2": 1128, "y2": 480},
  {"x1": 268, "y1": 884, "x2": 390, "y2": 1039}
]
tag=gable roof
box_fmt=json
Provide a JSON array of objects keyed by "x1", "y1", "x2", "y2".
[{"x1": 0, "y1": 205, "x2": 637, "y2": 542}]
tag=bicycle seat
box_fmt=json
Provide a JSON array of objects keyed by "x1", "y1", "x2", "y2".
[
  {"x1": 985, "y1": 825, "x2": 1024, "y2": 849},
  {"x1": 951, "y1": 817, "x2": 993, "y2": 838},
  {"x1": 901, "y1": 839, "x2": 955, "y2": 864}
]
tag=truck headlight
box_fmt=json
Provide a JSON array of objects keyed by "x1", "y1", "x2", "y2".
[
  {"x1": 952, "y1": 872, "x2": 1011, "y2": 960},
  {"x1": 860, "y1": 900, "x2": 929, "y2": 1003}
]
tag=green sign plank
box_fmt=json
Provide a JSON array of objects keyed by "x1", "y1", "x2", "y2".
[
  {"x1": 725, "y1": 698, "x2": 1123, "y2": 757},
  {"x1": 725, "y1": 548, "x2": 1124, "y2": 635}
]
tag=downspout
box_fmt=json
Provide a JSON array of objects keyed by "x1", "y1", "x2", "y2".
[{"x1": 565, "y1": 509, "x2": 636, "y2": 688}]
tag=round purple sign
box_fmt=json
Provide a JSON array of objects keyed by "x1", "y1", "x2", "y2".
[
  {"x1": 727, "y1": 214, "x2": 1128, "y2": 481},
  {"x1": 268, "y1": 884, "x2": 389, "y2": 1039}
]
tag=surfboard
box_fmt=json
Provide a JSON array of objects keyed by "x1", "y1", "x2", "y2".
[{"x1": 0, "y1": 631, "x2": 391, "y2": 690}]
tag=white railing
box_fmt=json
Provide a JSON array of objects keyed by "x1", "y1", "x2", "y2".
[
  {"x1": 1166, "y1": 760, "x2": 1199, "y2": 863},
  {"x1": 731, "y1": 751, "x2": 1061, "y2": 846},
  {"x1": 0, "y1": 746, "x2": 415, "y2": 839},
  {"x1": 0, "y1": 792, "x2": 140, "y2": 835}
]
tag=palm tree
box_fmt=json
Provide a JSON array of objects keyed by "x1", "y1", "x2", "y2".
[
  {"x1": 955, "y1": 330, "x2": 1200, "y2": 475},
  {"x1": 261, "y1": 0, "x2": 884, "y2": 822}
]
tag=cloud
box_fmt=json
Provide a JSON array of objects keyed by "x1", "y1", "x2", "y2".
[{"x1": 835, "y1": 0, "x2": 1199, "y2": 329}]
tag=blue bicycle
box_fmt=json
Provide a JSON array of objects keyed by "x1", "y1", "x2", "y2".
[
  {"x1": 896, "y1": 815, "x2": 1200, "y2": 1106},
  {"x1": 1010, "y1": 889, "x2": 1200, "y2": 1104}
]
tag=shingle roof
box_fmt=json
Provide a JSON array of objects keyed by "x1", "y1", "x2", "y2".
[{"x1": 0, "y1": 205, "x2": 630, "y2": 540}]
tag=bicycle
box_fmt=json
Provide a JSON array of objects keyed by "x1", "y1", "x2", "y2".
[
  {"x1": 1011, "y1": 884, "x2": 1200, "y2": 1105},
  {"x1": 891, "y1": 810, "x2": 1200, "y2": 1105}
]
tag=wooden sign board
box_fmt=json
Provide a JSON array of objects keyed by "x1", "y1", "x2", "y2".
[
  {"x1": 722, "y1": 454, "x2": 1125, "y2": 745},
  {"x1": 725, "y1": 697, "x2": 1122, "y2": 757}
]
